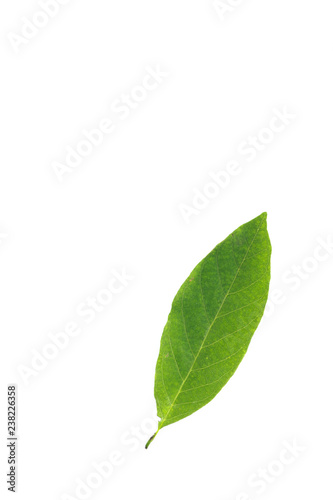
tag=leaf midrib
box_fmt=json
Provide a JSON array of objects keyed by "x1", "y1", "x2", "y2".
[{"x1": 159, "y1": 218, "x2": 265, "y2": 428}]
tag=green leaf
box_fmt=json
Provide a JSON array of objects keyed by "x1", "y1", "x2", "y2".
[{"x1": 146, "y1": 213, "x2": 271, "y2": 448}]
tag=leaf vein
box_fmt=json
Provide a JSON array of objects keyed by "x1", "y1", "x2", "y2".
[
  {"x1": 216, "y1": 295, "x2": 266, "y2": 320},
  {"x1": 168, "y1": 334, "x2": 184, "y2": 381},
  {"x1": 180, "y1": 367, "x2": 235, "y2": 393},
  {"x1": 161, "y1": 357, "x2": 171, "y2": 405},
  {"x1": 228, "y1": 268, "x2": 268, "y2": 295},
  {"x1": 202, "y1": 314, "x2": 261, "y2": 349},
  {"x1": 191, "y1": 344, "x2": 247, "y2": 372},
  {"x1": 181, "y1": 282, "x2": 195, "y2": 357}
]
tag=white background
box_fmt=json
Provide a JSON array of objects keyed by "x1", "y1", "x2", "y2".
[{"x1": 1, "y1": 1, "x2": 332, "y2": 499}]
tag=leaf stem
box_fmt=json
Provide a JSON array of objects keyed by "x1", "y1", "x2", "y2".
[{"x1": 145, "y1": 429, "x2": 159, "y2": 449}]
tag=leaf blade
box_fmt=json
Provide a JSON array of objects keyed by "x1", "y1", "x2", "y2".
[{"x1": 148, "y1": 213, "x2": 271, "y2": 447}]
